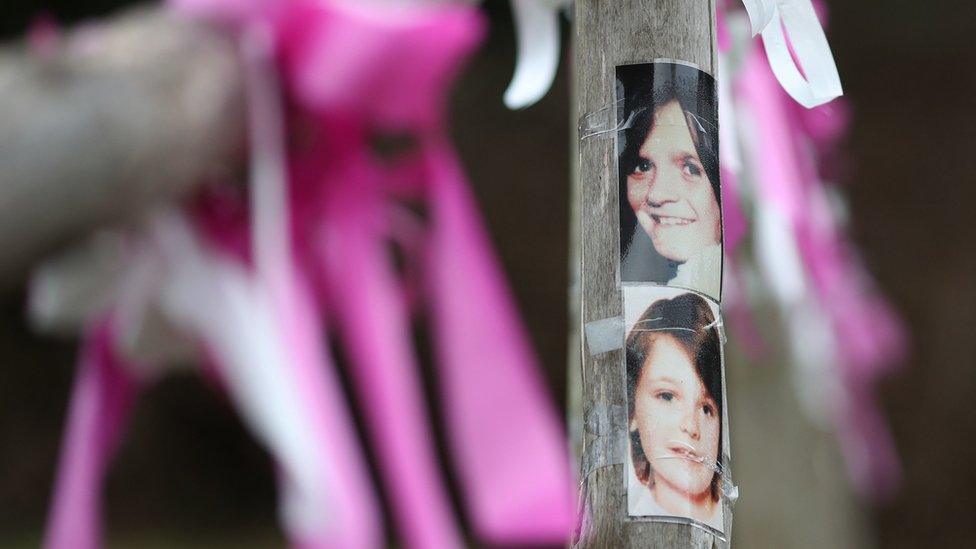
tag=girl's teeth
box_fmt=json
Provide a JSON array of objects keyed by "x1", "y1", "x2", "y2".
[{"x1": 658, "y1": 217, "x2": 689, "y2": 226}]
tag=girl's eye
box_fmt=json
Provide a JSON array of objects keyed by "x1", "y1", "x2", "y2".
[
  {"x1": 633, "y1": 158, "x2": 652, "y2": 174},
  {"x1": 682, "y1": 160, "x2": 703, "y2": 177},
  {"x1": 702, "y1": 403, "x2": 715, "y2": 416},
  {"x1": 657, "y1": 391, "x2": 675, "y2": 402}
]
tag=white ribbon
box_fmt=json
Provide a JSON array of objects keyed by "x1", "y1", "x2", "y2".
[
  {"x1": 504, "y1": 0, "x2": 569, "y2": 109},
  {"x1": 741, "y1": 0, "x2": 777, "y2": 35},
  {"x1": 241, "y1": 22, "x2": 291, "y2": 294},
  {"x1": 741, "y1": 0, "x2": 842, "y2": 108},
  {"x1": 152, "y1": 209, "x2": 341, "y2": 543}
]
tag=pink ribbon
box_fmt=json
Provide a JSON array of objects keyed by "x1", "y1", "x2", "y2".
[
  {"x1": 276, "y1": 2, "x2": 574, "y2": 543},
  {"x1": 422, "y1": 139, "x2": 575, "y2": 543},
  {"x1": 44, "y1": 1, "x2": 574, "y2": 546},
  {"x1": 738, "y1": 37, "x2": 905, "y2": 497},
  {"x1": 306, "y1": 129, "x2": 464, "y2": 548},
  {"x1": 44, "y1": 317, "x2": 136, "y2": 549}
]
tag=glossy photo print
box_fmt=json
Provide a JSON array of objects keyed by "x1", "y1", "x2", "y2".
[
  {"x1": 617, "y1": 62, "x2": 722, "y2": 301},
  {"x1": 624, "y1": 285, "x2": 726, "y2": 532}
]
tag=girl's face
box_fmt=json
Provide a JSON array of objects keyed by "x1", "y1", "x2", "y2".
[
  {"x1": 632, "y1": 333, "x2": 720, "y2": 500},
  {"x1": 626, "y1": 100, "x2": 721, "y2": 263}
]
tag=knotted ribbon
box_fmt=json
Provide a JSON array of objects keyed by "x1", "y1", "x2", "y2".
[
  {"x1": 740, "y1": 0, "x2": 842, "y2": 107},
  {"x1": 41, "y1": 0, "x2": 574, "y2": 547}
]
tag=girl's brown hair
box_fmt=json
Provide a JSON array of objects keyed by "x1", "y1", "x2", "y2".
[{"x1": 626, "y1": 292, "x2": 723, "y2": 501}]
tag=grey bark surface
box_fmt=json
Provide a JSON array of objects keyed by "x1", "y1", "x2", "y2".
[
  {"x1": 573, "y1": 1, "x2": 721, "y2": 547},
  {"x1": 0, "y1": 6, "x2": 244, "y2": 289}
]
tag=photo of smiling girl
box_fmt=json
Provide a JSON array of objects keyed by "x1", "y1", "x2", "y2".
[
  {"x1": 617, "y1": 62, "x2": 722, "y2": 300},
  {"x1": 624, "y1": 286, "x2": 725, "y2": 531}
]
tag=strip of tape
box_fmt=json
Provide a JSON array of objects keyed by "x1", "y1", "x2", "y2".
[
  {"x1": 580, "y1": 67, "x2": 720, "y2": 144},
  {"x1": 584, "y1": 313, "x2": 726, "y2": 354},
  {"x1": 580, "y1": 429, "x2": 626, "y2": 484},
  {"x1": 584, "y1": 316, "x2": 625, "y2": 356},
  {"x1": 578, "y1": 103, "x2": 623, "y2": 142},
  {"x1": 705, "y1": 313, "x2": 728, "y2": 345},
  {"x1": 579, "y1": 414, "x2": 739, "y2": 504},
  {"x1": 579, "y1": 402, "x2": 626, "y2": 485}
]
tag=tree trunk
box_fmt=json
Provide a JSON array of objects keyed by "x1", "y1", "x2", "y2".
[{"x1": 572, "y1": 1, "x2": 723, "y2": 547}]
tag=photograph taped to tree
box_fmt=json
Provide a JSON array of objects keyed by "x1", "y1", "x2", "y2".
[
  {"x1": 617, "y1": 62, "x2": 722, "y2": 301},
  {"x1": 624, "y1": 285, "x2": 726, "y2": 532}
]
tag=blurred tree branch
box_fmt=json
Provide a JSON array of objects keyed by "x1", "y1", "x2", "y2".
[{"x1": 0, "y1": 5, "x2": 245, "y2": 290}]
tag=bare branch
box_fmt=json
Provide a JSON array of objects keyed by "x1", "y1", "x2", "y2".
[{"x1": 0, "y1": 5, "x2": 245, "y2": 288}]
